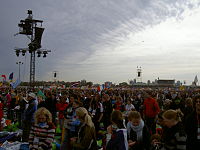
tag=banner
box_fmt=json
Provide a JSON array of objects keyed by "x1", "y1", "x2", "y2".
[{"x1": 10, "y1": 79, "x2": 21, "y2": 89}]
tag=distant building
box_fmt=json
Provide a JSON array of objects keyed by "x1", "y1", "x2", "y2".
[
  {"x1": 157, "y1": 79, "x2": 175, "y2": 86},
  {"x1": 129, "y1": 79, "x2": 136, "y2": 85},
  {"x1": 147, "y1": 80, "x2": 151, "y2": 85},
  {"x1": 176, "y1": 81, "x2": 182, "y2": 86}
]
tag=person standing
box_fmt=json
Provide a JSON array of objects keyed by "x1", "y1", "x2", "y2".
[
  {"x1": 127, "y1": 111, "x2": 150, "y2": 150},
  {"x1": 56, "y1": 96, "x2": 68, "y2": 129},
  {"x1": 70, "y1": 107, "x2": 97, "y2": 150},
  {"x1": 18, "y1": 93, "x2": 28, "y2": 129},
  {"x1": 143, "y1": 93, "x2": 160, "y2": 134},
  {"x1": 162, "y1": 109, "x2": 186, "y2": 150},
  {"x1": 0, "y1": 100, "x2": 3, "y2": 122},
  {"x1": 102, "y1": 94, "x2": 113, "y2": 130},
  {"x1": 60, "y1": 99, "x2": 82, "y2": 150},
  {"x1": 45, "y1": 92, "x2": 57, "y2": 125},
  {"x1": 106, "y1": 110, "x2": 128, "y2": 150},
  {"x1": 125, "y1": 99, "x2": 135, "y2": 117},
  {"x1": 22, "y1": 93, "x2": 37, "y2": 142},
  {"x1": 6, "y1": 91, "x2": 12, "y2": 120},
  {"x1": 185, "y1": 94, "x2": 200, "y2": 149},
  {"x1": 89, "y1": 94, "x2": 103, "y2": 138}
]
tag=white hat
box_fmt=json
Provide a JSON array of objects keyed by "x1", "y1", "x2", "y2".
[{"x1": 28, "y1": 92, "x2": 36, "y2": 99}]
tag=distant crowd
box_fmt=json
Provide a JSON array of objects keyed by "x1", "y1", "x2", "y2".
[{"x1": 0, "y1": 87, "x2": 200, "y2": 150}]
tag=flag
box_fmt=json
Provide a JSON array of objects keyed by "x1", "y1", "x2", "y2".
[
  {"x1": 61, "y1": 84, "x2": 66, "y2": 89},
  {"x1": 105, "y1": 82, "x2": 111, "y2": 89},
  {"x1": 1, "y1": 75, "x2": 6, "y2": 81},
  {"x1": 97, "y1": 84, "x2": 105, "y2": 92},
  {"x1": 71, "y1": 82, "x2": 80, "y2": 87},
  {"x1": 9, "y1": 72, "x2": 14, "y2": 80},
  {"x1": 194, "y1": 75, "x2": 198, "y2": 84},
  {"x1": 97, "y1": 86, "x2": 101, "y2": 92},
  {"x1": 10, "y1": 79, "x2": 21, "y2": 89},
  {"x1": 37, "y1": 90, "x2": 46, "y2": 99}
]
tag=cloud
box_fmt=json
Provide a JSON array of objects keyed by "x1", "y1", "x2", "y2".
[{"x1": 0, "y1": 0, "x2": 200, "y2": 84}]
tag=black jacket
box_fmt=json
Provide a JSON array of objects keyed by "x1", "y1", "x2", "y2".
[
  {"x1": 128, "y1": 125, "x2": 151, "y2": 150},
  {"x1": 185, "y1": 111, "x2": 200, "y2": 150},
  {"x1": 162, "y1": 122, "x2": 186, "y2": 150}
]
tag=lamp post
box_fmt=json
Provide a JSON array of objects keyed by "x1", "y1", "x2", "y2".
[
  {"x1": 16, "y1": 61, "x2": 23, "y2": 81},
  {"x1": 14, "y1": 10, "x2": 51, "y2": 87}
]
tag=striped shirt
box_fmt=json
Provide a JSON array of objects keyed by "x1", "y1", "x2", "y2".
[
  {"x1": 29, "y1": 123, "x2": 55, "y2": 150},
  {"x1": 163, "y1": 123, "x2": 186, "y2": 150}
]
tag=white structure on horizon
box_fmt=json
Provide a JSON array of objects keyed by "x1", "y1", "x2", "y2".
[
  {"x1": 53, "y1": 71, "x2": 58, "y2": 82},
  {"x1": 136, "y1": 66, "x2": 142, "y2": 83}
]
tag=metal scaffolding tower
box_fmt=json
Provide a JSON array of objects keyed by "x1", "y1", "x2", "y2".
[{"x1": 14, "y1": 10, "x2": 51, "y2": 87}]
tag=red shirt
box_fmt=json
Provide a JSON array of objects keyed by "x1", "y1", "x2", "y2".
[
  {"x1": 0, "y1": 103, "x2": 3, "y2": 119},
  {"x1": 56, "y1": 103, "x2": 68, "y2": 119},
  {"x1": 115, "y1": 101, "x2": 123, "y2": 111},
  {"x1": 143, "y1": 97, "x2": 160, "y2": 118}
]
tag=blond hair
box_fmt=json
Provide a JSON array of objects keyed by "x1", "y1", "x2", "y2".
[
  {"x1": 128, "y1": 111, "x2": 141, "y2": 121},
  {"x1": 185, "y1": 98, "x2": 193, "y2": 106},
  {"x1": 34, "y1": 107, "x2": 52, "y2": 124},
  {"x1": 76, "y1": 107, "x2": 94, "y2": 127},
  {"x1": 162, "y1": 109, "x2": 183, "y2": 122}
]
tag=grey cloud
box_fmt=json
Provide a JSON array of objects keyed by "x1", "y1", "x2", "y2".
[{"x1": 0, "y1": 0, "x2": 199, "y2": 82}]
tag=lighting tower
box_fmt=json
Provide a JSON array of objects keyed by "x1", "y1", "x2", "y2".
[
  {"x1": 14, "y1": 10, "x2": 51, "y2": 87},
  {"x1": 136, "y1": 66, "x2": 142, "y2": 83},
  {"x1": 53, "y1": 71, "x2": 58, "y2": 82}
]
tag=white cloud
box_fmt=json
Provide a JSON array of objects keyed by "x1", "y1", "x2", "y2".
[{"x1": 79, "y1": 3, "x2": 200, "y2": 84}]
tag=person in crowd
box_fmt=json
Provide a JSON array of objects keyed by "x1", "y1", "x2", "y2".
[
  {"x1": 133, "y1": 94, "x2": 142, "y2": 112},
  {"x1": 182, "y1": 97, "x2": 193, "y2": 124},
  {"x1": 89, "y1": 94, "x2": 103, "y2": 139},
  {"x1": 17, "y1": 92, "x2": 27, "y2": 129},
  {"x1": 150, "y1": 134, "x2": 164, "y2": 150},
  {"x1": 29, "y1": 107, "x2": 55, "y2": 150},
  {"x1": 37, "y1": 96, "x2": 46, "y2": 109},
  {"x1": 163, "y1": 99, "x2": 172, "y2": 110},
  {"x1": 56, "y1": 96, "x2": 68, "y2": 129},
  {"x1": 0, "y1": 100, "x2": 3, "y2": 122},
  {"x1": 127, "y1": 111, "x2": 150, "y2": 150},
  {"x1": 113, "y1": 96, "x2": 125, "y2": 112},
  {"x1": 22, "y1": 92, "x2": 37, "y2": 142},
  {"x1": 9, "y1": 92, "x2": 17, "y2": 122},
  {"x1": 156, "y1": 111, "x2": 165, "y2": 136},
  {"x1": 61, "y1": 99, "x2": 82, "y2": 150},
  {"x1": 83, "y1": 93, "x2": 92, "y2": 110},
  {"x1": 45, "y1": 92, "x2": 57, "y2": 124},
  {"x1": 6, "y1": 91, "x2": 12, "y2": 120},
  {"x1": 185, "y1": 94, "x2": 200, "y2": 149},
  {"x1": 162, "y1": 109, "x2": 186, "y2": 150},
  {"x1": 125, "y1": 99, "x2": 135, "y2": 118},
  {"x1": 143, "y1": 93, "x2": 160, "y2": 134},
  {"x1": 102, "y1": 94, "x2": 113, "y2": 130},
  {"x1": 106, "y1": 110, "x2": 128, "y2": 150},
  {"x1": 70, "y1": 107, "x2": 97, "y2": 150}
]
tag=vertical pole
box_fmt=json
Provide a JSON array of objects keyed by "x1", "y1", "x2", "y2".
[
  {"x1": 19, "y1": 62, "x2": 21, "y2": 81},
  {"x1": 29, "y1": 16, "x2": 35, "y2": 87}
]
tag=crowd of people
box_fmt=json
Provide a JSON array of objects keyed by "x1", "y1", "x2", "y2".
[{"x1": 0, "y1": 87, "x2": 200, "y2": 150}]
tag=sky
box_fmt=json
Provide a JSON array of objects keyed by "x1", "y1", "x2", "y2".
[{"x1": 0, "y1": 0, "x2": 200, "y2": 84}]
